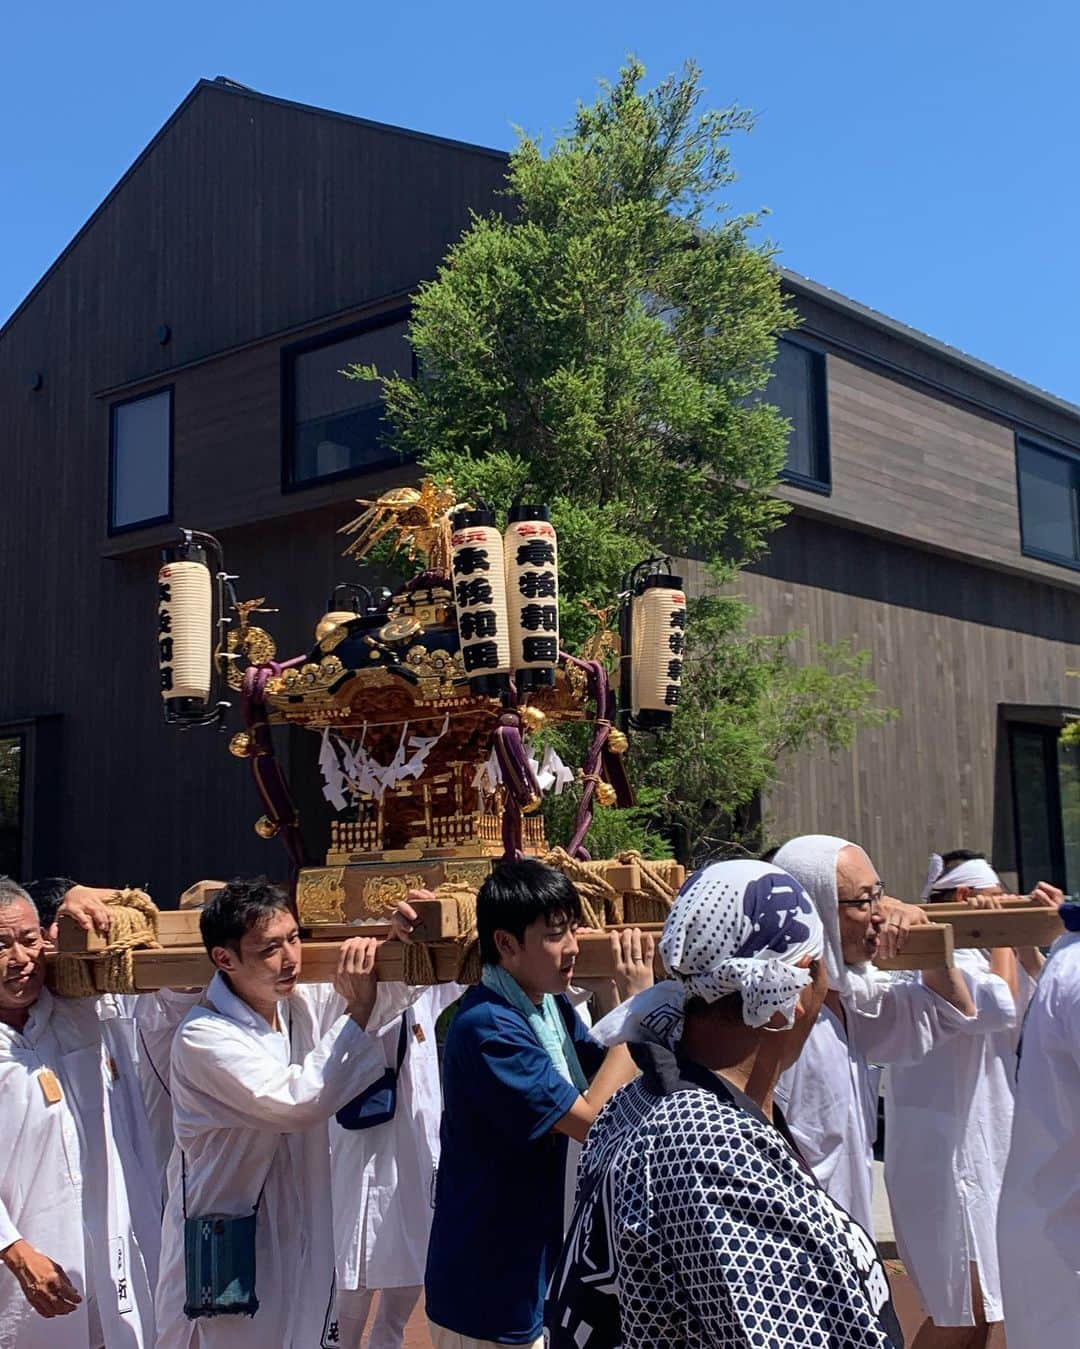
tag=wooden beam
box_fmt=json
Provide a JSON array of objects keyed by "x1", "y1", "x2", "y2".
[
  {"x1": 875, "y1": 923, "x2": 954, "y2": 971},
  {"x1": 934, "y1": 906, "x2": 1063, "y2": 950},
  {"x1": 919, "y1": 896, "x2": 1037, "y2": 914}
]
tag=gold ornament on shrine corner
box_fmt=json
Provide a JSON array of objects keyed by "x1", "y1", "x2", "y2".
[
  {"x1": 607, "y1": 727, "x2": 629, "y2": 754},
  {"x1": 595, "y1": 781, "x2": 618, "y2": 808},
  {"x1": 338, "y1": 479, "x2": 460, "y2": 570},
  {"x1": 225, "y1": 597, "x2": 278, "y2": 689},
  {"x1": 229, "y1": 731, "x2": 254, "y2": 758},
  {"x1": 254, "y1": 815, "x2": 279, "y2": 839}
]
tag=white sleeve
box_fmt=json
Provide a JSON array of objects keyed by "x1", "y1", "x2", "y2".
[
  {"x1": 0, "y1": 1195, "x2": 20, "y2": 1252},
  {"x1": 173, "y1": 1013, "x2": 384, "y2": 1132},
  {"x1": 954, "y1": 952, "x2": 1017, "y2": 1034},
  {"x1": 855, "y1": 978, "x2": 976, "y2": 1066},
  {"x1": 309, "y1": 979, "x2": 433, "y2": 1036}
]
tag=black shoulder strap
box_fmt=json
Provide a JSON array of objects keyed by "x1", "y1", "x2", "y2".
[
  {"x1": 394, "y1": 1009, "x2": 411, "y2": 1072},
  {"x1": 181, "y1": 995, "x2": 293, "y2": 1219}
]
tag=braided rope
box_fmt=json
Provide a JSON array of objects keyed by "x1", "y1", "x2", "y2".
[
  {"x1": 617, "y1": 850, "x2": 679, "y2": 923},
  {"x1": 540, "y1": 848, "x2": 610, "y2": 930},
  {"x1": 53, "y1": 889, "x2": 161, "y2": 997}
]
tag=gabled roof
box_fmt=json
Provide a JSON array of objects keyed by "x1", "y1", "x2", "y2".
[{"x1": 1, "y1": 77, "x2": 507, "y2": 342}]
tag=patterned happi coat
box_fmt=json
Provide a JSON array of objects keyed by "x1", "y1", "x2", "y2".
[{"x1": 546, "y1": 1042, "x2": 903, "y2": 1349}]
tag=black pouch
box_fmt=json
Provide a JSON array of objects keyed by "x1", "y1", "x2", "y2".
[{"x1": 335, "y1": 1011, "x2": 409, "y2": 1131}]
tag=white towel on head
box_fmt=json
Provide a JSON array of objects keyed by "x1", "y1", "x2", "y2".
[
  {"x1": 773, "y1": 834, "x2": 890, "y2": 1015},
  {"x1": 924, "y1": 854, "x2": 1002, "y2": 897},
  {"x1": 591, "y1": 860, "x2": 824, "y2": 1049}
]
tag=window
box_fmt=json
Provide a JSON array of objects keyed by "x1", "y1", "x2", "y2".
[
  {"x1": 1017, "y1": 436, "x2": 1080, "y2": 568},
  {"x1": 769, "y1": 338, "x2": 831, "y2": 491},
  {"x1": 0, "y1": 734, "x2": 24, "y2": 877},
  {"x1": 283, "y1": 312, "x2": 414, "y2": 489},
  {"x1": 109, "y1": 388, "x2": 173, "y2": 532},
  {"x1": 1008, "y1": 721, "x2": 1080, "y2": 893}
]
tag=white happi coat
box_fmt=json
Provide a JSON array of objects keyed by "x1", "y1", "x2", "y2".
[
  {"x1": 330, "y1": 983, "x2": 463, "y2": 1292},
  {"x1": 884, "y1": 951, "x2": 1025, "y2": 1324},
  {"x1": 776, "y1": 978, "x2": 975, "y2": 1235},
  {"x1": 113, "y1": 990, "x2": 203, "y2": 1209},
  {"x1": 0, "y1": 989, "x2": 161, "y2": 1349},
  {"x1": 998, "y1": 932, "x2": 1080, "y2": 1349},
  {"x1": 155, "y1": 973, "x2": 390, "y2": 1349}
]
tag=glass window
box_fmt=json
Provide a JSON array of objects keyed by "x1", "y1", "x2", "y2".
[
  {"x1": 0, "y1": 735, "x2": 23, "y2": 878},
  {"x1": 110, "y1": 389, "x2": 172, "y2": 531},
  {"x1": 285, "y1": 317, "x2": 413, "y2": 488},
  {"x1": 1017, "y1": 437, "x2": 1080, "y2": 567},
  {"x1": 1009, "y1": 721, "x2": 1080, "y2": 893},
  {"x1": 768, "y1": 339, "x2": 830, "y2": 488}
]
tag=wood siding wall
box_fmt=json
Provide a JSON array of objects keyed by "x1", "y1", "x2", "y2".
[
  {"x1": 0, "y1": 85, "x2": 507, "y2": 897},
  {"x1": 686, "y1": 515, "x2": 1080, "y2": 901},
  {"x1": 779, "y1": 353, "x2": 1080, "y2": 593}
]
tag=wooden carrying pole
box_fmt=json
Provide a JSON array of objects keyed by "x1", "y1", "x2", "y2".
[{"x1": 51, "y1": 895, "x2": 1067, "y2": 992}]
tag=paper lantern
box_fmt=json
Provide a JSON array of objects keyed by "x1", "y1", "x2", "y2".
[
  {"x1": 451, "y1": 507, "x2": 511, "y2": 695},
  {"x1": 157, "y1": 548, "x2": 213, "y2": 710},
  {"x1": 630, "y1": 574, "x2": 686, "y2": 729},
  {"x1": 504, "y1": 506, "x2": 559, "y2": 691}
]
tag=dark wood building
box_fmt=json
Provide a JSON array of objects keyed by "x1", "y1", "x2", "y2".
[{"x1": 1, "y1": 80, "x2": 1077, "y2": 903}]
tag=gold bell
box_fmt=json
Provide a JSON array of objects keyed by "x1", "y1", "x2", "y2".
[
  {"x1": 607, "y1": 728, "x2": 629, "y2": 754},
  {"x1": 520, "y1": 706, "x2": 547, "y2": 734},
  {"x1": 229, "y1": 731, "x2": 253, "y2": 758},
  {"x1": 254, "y1": 815, "x2": 279, "y2": 839},
  {"x1": 595, "y1": 781, "x2": 618, "y2": 808}
]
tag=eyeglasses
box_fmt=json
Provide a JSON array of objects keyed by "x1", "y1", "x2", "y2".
[{"x1": 837, "y1": 882, "x2": 886, "y2": 911}]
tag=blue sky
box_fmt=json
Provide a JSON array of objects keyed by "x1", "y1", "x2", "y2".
[{"x1": 3, "y1": 1, "x2": 1078, "y2": 401}]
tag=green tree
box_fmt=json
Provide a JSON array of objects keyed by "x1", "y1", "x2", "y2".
[{"x1": 352, "y1": 57, "x2": 892, "y2": 860}]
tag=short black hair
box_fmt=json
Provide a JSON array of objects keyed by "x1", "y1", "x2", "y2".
[
  {"x1": 758, "y1": 846, "x2": 781, "y2": 864},
  {"x1": 23, "y1": 877, "x2": 76, "y2": 928},
  {"x1": 941, "y1": 848, "x2": 985, "y2": 871},
  {"x1": 477, "y1": 860, "x2": 582, "y2": 965},
  {"x1": 199, "y1": 876, "x2": 294, "y2": 958}
]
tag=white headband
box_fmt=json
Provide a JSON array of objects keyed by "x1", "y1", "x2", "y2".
[{"x1": 922, "y1": 853, "x2": 1001, "y2": 899}]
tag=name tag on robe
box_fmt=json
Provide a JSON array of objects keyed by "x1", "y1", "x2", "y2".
[
  {"x1": 38, "y1": 1069, "x2": 63, "y2": 1105},
  {"x1": 110, "y1": 1237, "x2": 134, "y2": 1313}
]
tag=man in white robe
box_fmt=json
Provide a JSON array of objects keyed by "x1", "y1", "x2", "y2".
[
  {"x1": 0, "y1": 877, "x2": 161, "y2": 1349},
  {"x1": 773, "y1": 835, "x2": 978, "y2": 1236},
  {"x1": 884, "y1": 853, "x2": 1059, "y2": 1346},
  {"x1": 997, "y1": 905, "x2": 1080, "y2": 1349},
  {"x1": 154, "y1": 876, "x2": 402, "y2": 1349},
  {"x1": 331, "y1": 980, "x2": 464, "y2": 1349}
]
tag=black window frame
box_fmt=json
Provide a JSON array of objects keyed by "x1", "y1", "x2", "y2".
[
  {"x1": 772, "y1": 335, "x2": 832, "y2": 496},
  {"x1": 1015, "y1": 432, "x2": 1080, "y2": 573},
  {"x1": 1007, "y1": 717, "x2": 1077, "y2": 892},
  {"x1": 280, "y1": 307, "x2": 416, "y2": 494},
  {"x1": 107, "y1": 385, "x2": 175, "y2": 536},
  {"x1": 0, "y1": 728, "x2": 26, "y2": 880}
]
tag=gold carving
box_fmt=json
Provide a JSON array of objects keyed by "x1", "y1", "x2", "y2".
[
  {"x1": 254, "y1": 815, "x2": 278, "y2": 838},
  {"x1": 338, "y1": 479, "x2": 459, "y2": 570},
  {"x1": 380, "y1": 615, "x2": 423, "y2": 644},
  {"x1": 443, "y1": 860, "x2": 492, "y2": 889},
  {"x1": 226, "y1": 618, "x2": 278, "y2": 690},
  {"x1": 296, "y1": 867, "x2": 347, "y2": 924},
  {"x1": 361, "y1": 873, "x2": 424, "y2": 919},
  {"x1": 229, "y1": 731, "x2": 253, "y2": 758}
]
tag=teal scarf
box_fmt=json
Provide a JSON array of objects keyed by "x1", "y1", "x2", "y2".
[{"x1": 481, "y1": 964, "x2": 589, "y2": 1092}]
